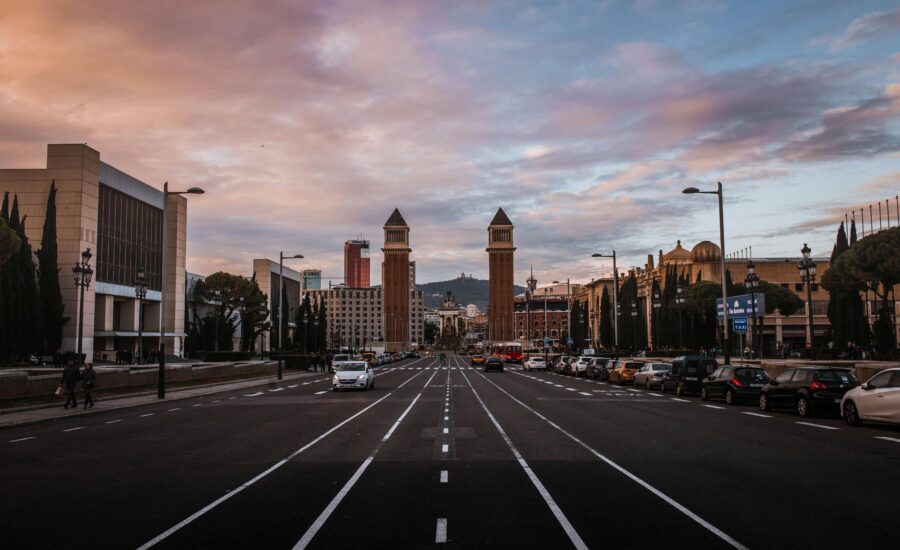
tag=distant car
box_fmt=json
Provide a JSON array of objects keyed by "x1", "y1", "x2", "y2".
[
  {"x1": 330, "y1": 354, "x2": 354, "y2": 373},
  {"x1": 634, "y1": 362, "x2": 671, "y2": 389},
  {"x1": 660, "y1": 355, "x2": 718, "y2": 396},
  {"x1": 471, "y1": 354, "x2": 486, "y2": 365},
  {"x1": 332, "y1": 361, "x2": 375, "y2": 391},
  {"x1": 608, "y1": 360, "x2": 642, "y2": 385},
  {"x1": 759, "y1": 367, "x2": 859, "y2": 417},
  {"x1": 484, "y1": 356, "x2": 504, "y2": 372},
  {"x1": 524, "y1": 356, "x2": 547, "y2": 371},
  {"x1": 585, "y1": 358, "x2": 610, "y2": 379},
  {"x1": 842, "y1": 368, "x2": 900, "y2": 426},
  {"x1": 700, "y1": 365, "x2": 770, "y2": 405},
  {"x1": 553, "y1": 356, "x2": 574, "y2": 374},
  {"x1": 570, "y1": 357, "x2": 591, "y2": 376}
]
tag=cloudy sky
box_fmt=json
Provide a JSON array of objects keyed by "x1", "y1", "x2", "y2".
[{"x1": 1, "y1": 0, "x2": 898, "y2": 285}]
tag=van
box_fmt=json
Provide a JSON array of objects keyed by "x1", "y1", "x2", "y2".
[{"x1": 661, "y1": 355, "x2": 718, "y2": 396}]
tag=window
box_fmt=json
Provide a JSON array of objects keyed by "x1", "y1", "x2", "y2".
[
  {"x1": 791, "y1": 369, "x2": 812, "y2": 384},
  {"x1": 866, "y1": 371, "x2": 892, "y2": 389},
  {"x1": 795, "y1": 283, "x2": 803, "y2": 292},
  {"x1": 775, "y1": 370, "x2": 794, "y2": 384},
  {"x1": 720, "y1": 367, "x2": 733, "y2": 378}
]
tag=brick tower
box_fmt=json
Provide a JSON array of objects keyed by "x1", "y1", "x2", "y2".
[
  {"x1": 487, "y1": 208, "x2": 515, "y2": 342},
  {"x1": 383, "y1": 208, "x2": 410, "y2": 352}
]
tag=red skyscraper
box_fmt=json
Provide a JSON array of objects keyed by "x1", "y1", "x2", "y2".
[{"x1": 344, "y1": 239, "x2": 370, "y2": 288}]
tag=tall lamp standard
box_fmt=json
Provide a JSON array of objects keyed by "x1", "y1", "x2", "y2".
[
  {"x1": 798, "y1": 244, "x2": 817, "y2": 359},
  {"x1": 72, "y1": 247, "x2": 93, "y2": 366},
  {"x1": 744, "y1": 260, "x2": 760, "y2": 358},
  {"x1": 553, "y1": 279, "x2": 571, "y2": 353},
  {"x1": 675, "y1": 285, "x2": 686, "y2": 349},
  {"x1": 277, "y1": 252, "x2": 304, "y2": 381},
  {"x1": 652, "y1": 287, "x2": 662, "y2": 351},
  {"x1": 257, "y1": 304, "x2": 269, "y2": 359},
  {"x1": 134, "y1": 265, "x2": 148, "y2": 364},
  {"x1": 683, "y1": 182, "x2": 730, "y2": 365},
  {"x1": 213, "y1": 289, "x2": 222, "y2": 352},
  {"x1": 592, "y1": 252, "x2": 619, "y2": 359},
  {"x1": 630, "y1": 300, "x2": 638, "y2": 356},
  {"x1": 158, "y1": 183, "x2": 204, "y2": 399}
]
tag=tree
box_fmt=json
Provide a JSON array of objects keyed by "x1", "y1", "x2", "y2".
[
  {"x1": 7, "y1": 196, "x2": 42, "y2": 356},
  {"x1": 683, "y1": 281, "x2": 720, "y2": 352},
  {"x1": 757, "y1": 281, "x2": 804, "y2": 317},
  {"x1": 37, "y1": 181, "x2": 66, "y2": 352},
  {"x1": 0, "y1": 215, "x2": 19, "y2": 267},
  {"x1": 186, "y1": 271, "x2": 268, "y2": 354},
  {"x1": 0, "y1": 193, "x2": 18, "y2": 359},
  {"x1": 599, "y1": 285, "x2": 612, "y2": 349}
]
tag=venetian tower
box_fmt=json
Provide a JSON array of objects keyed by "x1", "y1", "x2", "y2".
[
  {"x1": 487, "y1": 208, "x2": 515, "y2": 342},
  {"x1": 383, "y1": 208, "x2": 410, "y2": 351}
]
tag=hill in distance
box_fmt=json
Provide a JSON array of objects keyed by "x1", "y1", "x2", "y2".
[{"x1": 417, "y1": 273, "x2": 525, "y2": 311}]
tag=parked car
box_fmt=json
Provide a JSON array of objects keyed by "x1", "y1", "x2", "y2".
[
  {"x1": 332, "y1": 361, "x2": 375, "y2": 391},
  {"x1": 608, "y1": 360, "x2": 643, "y2": 385},
  {"x1": 524, "y1": 356, "x2": 548, "y2": 371},
  {"x1": 634, "y1": 362, "x2": 671, "y2": 389},
  {"x1": 552, "y1": 356, "x2": 574, "y2": 374},
  {"x1": 842, "y1": 368, "x2": 900, "y2": 426},
  {"x1": 471, "y1": 354, "x2": 486, "y2": 366},
  {"x1": 759, "y1": 367, "x2": 859, "y2": 417},
  {"x1": 570, "y1": 357, "x2": 591, "y2": 376},
  {"x1": 660, "y1": 355, "x2": 718, "y2": 395},
  {"x1": 484, "y1": 356, "x2": 504, "y2": 372},
  {"x1": 700, "y1": 365, "x2": 770, "y2": 405},
  {"x1": 586, "y1": 357, "x2": 612, "y2": 380}
]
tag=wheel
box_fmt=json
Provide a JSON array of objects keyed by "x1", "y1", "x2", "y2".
[
  {"x1": 725, "y1": 389, "x2": 735, "y2": 405},
  {"x1": 676, "y1": 383, "x2": 684, "y2": 396},
  {"x1": 700, "y1": 387, "x2": 709, "y2": 401},
  {"x1": 646, "y1": 379, "x2": 652, "y2": 390},
  {"x1": 797, "y1": 396, "x2": 810, "y2": 417},
  {"x1": 759, "y1": 393, "x2": 770, "y2": 411},
  {"x1": 843, "y1": 401, "x2": 861, "y2": 426}
]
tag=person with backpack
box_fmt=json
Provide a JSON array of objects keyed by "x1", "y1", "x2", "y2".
[{"x1": 61, "y1": 360, "x2": 81, "y2": 410}]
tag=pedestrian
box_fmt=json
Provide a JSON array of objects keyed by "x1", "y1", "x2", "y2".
[
  {"x1": 61, "y1": 359, "x2": 81, "y2": 410},
  {"x1": 82, "y1": 363, "x2": 96, "y2": 409}
]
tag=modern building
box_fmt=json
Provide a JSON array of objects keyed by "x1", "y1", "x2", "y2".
[
  {"x1": 302, "y1": 269, "x2": 322, "y2": 290},
  {"x1": 487, "y1": 208, "x2": 515, "y2": 342},
  {"x1": 344, "y1": 239, "x2": 370, "y2": 288},
  {"x1": 252, "y1": 258, "x2": 302, "y2": 352},
  {"x1": 305, "y1": 286, "x2": 383, "y2": 351},
  {"x1": 382, "y1": 208, "x2": 411, "y2": 351},
  {"x1": 0, "y1": 144, "x2": 190, "y2": 361}
]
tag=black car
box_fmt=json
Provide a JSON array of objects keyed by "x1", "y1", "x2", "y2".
[
  {"x1": 701, "y1": 365, "x2": 770, "y2": 405},
  {"x1": 759, "y1": 367, "x2": 859, "y2": 417},
  {"x1": 660, "y1": 355, "x2": 718, "y2": 396},
  {"x1": 484, "y1": 356, "x2": 504, "y2": 372},
  {"x1": 586, "y1": 357, "x2": 611, "y2": 380}
]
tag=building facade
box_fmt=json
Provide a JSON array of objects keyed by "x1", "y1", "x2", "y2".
[
  {"x1": 514, "y1": 281, "x2": 582, "y2": 348},
  {"x1": 487, "y1": 208, "x2": 515, "y2": 342},
  {"x1": 0, "y1": 144, "x2": 189, "y2": 361},
  {"x1": 382, "y1": 208, "x2": 411, "y2": 351},
  {"x1": 302, "y1": 269, "x2": 322, "y2": 290},
  {"x1": 344, "y1": 239, "x2": 370, "y2": 288}
]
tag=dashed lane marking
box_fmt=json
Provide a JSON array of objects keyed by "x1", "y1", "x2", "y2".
[
  {"x1": 228, "y1": 397, "x2": 237, "y2": 400},
  {"x1": 63, "y1": 427, "x2": 84, "y2": 432},
  {"x1": 741, "y1": 412, "x2": 772, "y2": 418},
  {"x1": 191, "y1": 404, "x2": 202, "y2": 407},
  {"x1": 443, "y1": 427, "x2": 449, "y2": 434},
  {"x1": 140, "y1": 413, "x2": 155, "y2": 417},
  {"x1": 245, "y1": 392, "x2": 264, "y2": 397},
  {"x1": 288, "y1": 384, "x2": 298, "y2": 388},
  {"x1": 441, "y1": 443, "x2": 449, "y2": 453},
  {"x1": 440, "y1": 470, "x2": 448, "y2": 483},
  {"x1": 701, "y1": 404, "x2": 726, "y2": 410},
  {"x1": 670, "y1": 398, "x2": 690, "y2": 403},
  {"x1": 875, "y1": 436, "x2": 900, "y2": 443},
  {"x1": 795, "y1": 421, "x2": 839, "y2": 430},
  {"x1": 578, "y1": 392, "x2": 592, "y2": 397},
  {"x1": 435, "y1": 518, "x2": 448, "y2": 544},
  {"x1": 314, "y1": 390, "x2": 328, "y2": 395},
  {"x1": 10, "y1": 436, "x2": 35, "y2": 443},
  {"x1": 106, "y1": 419, "x2": 123, "y2": 424},
  {"x1": 167, "y1": 408, "x2": 182, "y2": 412},
  {"x1": 269, "y1": 388, "x2": 284, "y2": 392}
]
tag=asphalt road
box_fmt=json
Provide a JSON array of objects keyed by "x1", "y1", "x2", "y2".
[{"x1": 3, "y1": 354, "x2": 899, "y2": 549}]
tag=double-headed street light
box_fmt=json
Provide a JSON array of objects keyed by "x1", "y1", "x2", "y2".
[
  {"x1": 630, "y1": 299, "x2": 638, "y2": 355},
  {"x1": 683, "y1": 182, "x2": 730, "y2": 365},
  {"x1": 158, "y1": 183, "x2": 204, "y2": 399},
  {"x1": 744, "y1": 260, "x2": 760, "y2": 359},
  {"x1": 675, "y1": 285, "x2": 686, "y2": 349},
  {"x1": 652, "y1": 287, "x2": 661, "y2": 351},
  {"x1": 72, "y1": 248, "x2": 93, "y2": 366},
  {"x1": 134, "y1": 265, "x2": 148, "y2": 364},
  {"x1": 591, "y1": 251, "x2": 619, "y2": 359},
  {"x1": 277, "y1": 252, "x2": 304, "y2": 380},
  {"x1": 798, "y1": 244, "x2": 817, "y2": 359}
]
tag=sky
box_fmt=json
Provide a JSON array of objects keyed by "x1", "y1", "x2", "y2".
[{"x1": 1, "y1": 0, "x2": 898, "y2": 286}]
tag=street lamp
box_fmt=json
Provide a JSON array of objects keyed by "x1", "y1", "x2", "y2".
[
  {"x1": 630, "y1": 299, "x2": 638, "y2": 356},
  {"x1": 257, "y1": 304, "x2": 269, "y2": 360},
  {"x1": 72, "y1": 247, "x2": 93, "y2": 366},
  {"x1": 158, "y1": 182, "x2": 204, "y2": 399},
  {"x1": 592, "y1": 251, "x2": 619, "y2": 359},
  {"x1": 798, "y1": 244, "x2": 817, "y2": 359},
  {"x1": 302, "y1": 310, "x2": 309, "y2": 353},
  {"x1": 213, "y1": 288, "x2": 222, "y2": 352},
  {"x1": 652, "y1": 287, "x2": 661, "y2": 351},
  {"x1": 277, "y1": 251, "x2": 304, "y2": 380},
  {"x1": 134, "y1": 265, "x2": 148, "y2": 364},
  {"x1": 553, "y1": 279, "x2": 571, "y2": 353},
  {"x1": 744, "y1": 260, "x2": 760, "y2": 359},
  {"x1": 683, "y1": 182, "x2": 730, "y2": 365},
  {"x1": 675, "y1": 285, "x2": 686, "y2": 349}
]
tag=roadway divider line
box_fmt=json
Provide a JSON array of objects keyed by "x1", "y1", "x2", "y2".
[
  {"x1": 292, "y1": 367, "x2": 440, "y2": 549},
  {"x1": 435, "y1": 518, "x2": 448, "y2": 543},
  {"x1": 875, "y1": 436, "x2": 900, "y2": 443},
  {"x1": 741, "y1": 412, "x2": 772, "y2": 418},
  {"x1": 137, "y1": 364, "x2": 429, "y2": 550},
  {"x1": 795, "y1": 421, "x2": 839, "y2": 430},
  {"x1": 470, "y1": 368, "x2": 749, "y2": 550}
]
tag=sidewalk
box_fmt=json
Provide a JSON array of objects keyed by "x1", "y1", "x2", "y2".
[{"x1": 0, "y1": 369, "x2": 327, "y2": 429}]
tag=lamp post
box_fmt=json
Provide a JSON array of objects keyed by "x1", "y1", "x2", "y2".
[
  {"x1": 302, "y1": 310, "x2": 309, "y2": 354},
  {"x1": 277, "y1": 251, "x2": 304, "y2": 381},
  {"x1": 213, "y1": 289, "x2": 221, "y2": 352},
  {"x1": 134, "y1": 264, "x2": 147, "y2": 364},
  {"x1": 72, "y1": 247, "x2": 93, "y2": 366},
  {"x1": 630, "y1": 300, "x2": 638, "y2": 356},
  {"x1": 798, "y1": 244, "x2": 817, "y2": 359},
  {"x1": 683, "y1": 182, "x2": 730, "y2": 365},
  {"x1": 553, "y1": 279, "x2": 571, "y2": 353},
  {"x1": 652, "y1": 287, "x2": 661, "y2": 351},
  {"x1": 158, "y1": 182, "x2": 204, "y2": 399},
  {"x1": 675, "y1": 285, "x2": 686, "y2": 350},
  {"x1": 257, "y1": 304, "x2": 269, "y2": 359},
  {"x1": 744, "y1": 260, "x2": 760, "y2": 359},
  {"x1": 592, "y1": 252, "x2": 619, "y2": 359},
  {"x1": 314, "y1": 316, "x2": 320, "y2": 354}
]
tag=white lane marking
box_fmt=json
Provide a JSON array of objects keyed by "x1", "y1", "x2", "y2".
[
  {"x1": 565, "y1": 388, "x2": 577, "y2": 392},
  {"x1": 228, "y1": 397, "x2": 237, "y2": 400},
  {"x1": 443, "y1": 427, "x2": 449, "y2": 434},
  {"x1": 554, "y1": 384, "x2": 563, "y2": 388},
  {"x1": 795, "y1": 421, "x2": 839, "y2": 430},
  {"x1": 741, "y1": 412, "x2": 772, "y2": 418},
  {"x1": 670, "y1": 398, "x2": 690, "y2": 403},
  {"x1": 139, "y1": 365, "x2": 430, "y2": 550},
  {"x1": 645, "y1": 392, "x2": 662, "y2": 397},
  {"x1": 875, "y1": 436, "x2": 900, "y2": 443},
  {"x1": 578, "y1": 392, "x2": 592, "y2": 397},
  {"x1": 212, "y1": 400, "x2": 221, "y2": 403},
  {"x1": 440, "y1": 470, "x2": 448, "y2": 483},
  {"x1": 105, "y1": 419, "x2": 123, "y2": 424},
  {"x1": 441, "y1": 443, "x2": 449, "y2": 453},
  {"x1": 140, "y1": 413, "x2": 155, "y2": 418},
  {"x1": 9, "y1": 436, "x2": 35, "y2": 443},
  {"x1": 167, "y1": 408, "x2": 182, "y2": 412},
  {"x1": 435, "y1": 518, "x2": 448, "y2": 543},
  {"x1": 444, "y1": 415, "x2": 448, "y2": 421},
  {"x1": 471, "y1": 369, "x2": 748, "y2": 550},
  {"x1": 701, "y1": 404, "x2": 726, "y2": 410},
  {"x1": 292, "y1": 368, "x2": 439, "y2": 550},
  {"x1": 314, "y1": 390, "x2": 328, "y2": 395},
  {"x1": 192, "y1": 403, "x2": 202, "y2": 407},
  {"x1": 288, "y1": 384, "x2": 298, "y2": 388},
  {"x1": 302, "y1": 382, "x2": 310, "y2": 385},
  {"x1": 269, "y1": 388, "x2": 284, "y2": 392},
  {"x1": 245, "y1": 392, "x2": 264, "y2": 397},
  {"x1": 457, "y1": 368, "x2": 588, "y2": 550},
  {"x1": 63, "y1": 427, "x2": 84, "y2": 432}
]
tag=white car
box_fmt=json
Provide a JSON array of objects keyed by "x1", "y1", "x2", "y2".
[
  {"x1": 332, "y1": 361, "x2": 375, "y2": 391},
  {"x1": 842, "y1": 367, "x2": 900, "y2": 426},
  {"x1": 634, "y1": 363, "x2": 672, "y2": 389},
  {"x1": 570, "y1": 357, "x2": 591, "y2": 376},
  {"x1": 524, "y1": 356, "x2": 547, "y2": 371}
]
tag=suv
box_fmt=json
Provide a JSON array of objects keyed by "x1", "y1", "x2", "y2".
[
  {"x1": 608, "y1": 360, "x2": 643, "y2": 385},
  {"x1": 660, "y1": 355, "x2": 718, "y2": 396},
  {"x1": 570, "y1": 357, "x2": 591, "y2": 377},
  {"x1": 553, "y1": 356, "x2": 574, "y2": 374},
  {"x1": 484, "y1": 356, "x2": 504, "y2": 372},
  {"x1": 760, "y1": 367, "x2": 859, "y2": 417},
  {"x1": 586, "y1": 357, "x2": 611, "y2": 380},
  {"x1": 701, "y1": 365, "x2": 770, "y2": 405}
]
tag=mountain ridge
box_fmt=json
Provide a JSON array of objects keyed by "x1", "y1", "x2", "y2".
[{"x1": 416, "y1": 274, "x2": 525, "y2": 311}]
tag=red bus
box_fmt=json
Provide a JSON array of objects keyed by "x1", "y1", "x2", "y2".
[{"x1": 491, "y1": 342, "x2": 523, "y2": 363}]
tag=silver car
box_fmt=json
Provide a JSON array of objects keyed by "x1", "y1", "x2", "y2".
[
  {"x1": 842, "y1": 367, "x2": 900, "y2": 426},
  {"x1": 332, "y1": 361, "x2": 375, "y2": 391},
  {"x1": 634, "y1": 362, "x2": 671, "y2": 389}
]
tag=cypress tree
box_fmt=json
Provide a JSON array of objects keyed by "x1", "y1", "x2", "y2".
[
  {"x1": 9, "y1": 197, "x2": 43, "y2": 356},
  {"x1": 0, "y1": 193, "x2": 9, "y2": 359},
  {"x1": 599, "y1": 285, "x2": 612, "y2": 349},
  {"x1": 827, "y1": 223, "x2": 850, "y2": 350},
  {"x1": 38, "y1": 181, "x2": 66, "y2": 353},
  {"x1": 317, "y1": 296, "x2": 326, "y2": 353}
]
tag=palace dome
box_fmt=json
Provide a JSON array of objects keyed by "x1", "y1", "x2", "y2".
[
  {"x1": 691, "y1": 240, "x2": 721, "y2": 263},
  {"x1": 662, "y1": 240, "x2": 692, "y2": 263}
]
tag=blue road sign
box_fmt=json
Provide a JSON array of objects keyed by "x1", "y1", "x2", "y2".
[
  {"x1": 716, "y1": 294, "x2": 765, "y2": 319},
  {"x1": 544, "y1": 337, "x2": 551, "y2": 347},
  {"x1": 732, "y1": 317, "x2": 748, "y2": 333}
]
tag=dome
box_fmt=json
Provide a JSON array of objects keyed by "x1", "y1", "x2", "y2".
[
  {"x1": 691, "y1": 240, "x2": 721, "y2": 263},
  {"x1": 662, "y1": 240, "x2": 692, "y2": 263}
]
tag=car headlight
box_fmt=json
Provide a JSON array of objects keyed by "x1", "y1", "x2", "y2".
[
  {"x1": 357, "y1": 374, "x2": 367, "y2": 381},
  {"x1": 333, "y1": 376, "x2": 339, "y2": 383}
]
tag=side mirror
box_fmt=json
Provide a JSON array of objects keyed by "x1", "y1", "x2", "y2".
[
  {"x1": 769, "y1": 380, "x2": 779, "y2": 387},
  {"x1": 861, "y1": 383, "x2": 872, "y2": 391}
]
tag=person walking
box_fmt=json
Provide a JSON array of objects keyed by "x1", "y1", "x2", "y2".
[
  {"x1": 61, "y1": 360, "x2": 81, "y2": 410},
  {"x1": 82, "y1": 363, "x2": 96, "y2": 409}
]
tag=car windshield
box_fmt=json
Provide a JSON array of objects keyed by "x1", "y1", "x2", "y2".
[
  {"x1": 335, "y1": 363, "x2": 367, "y2": 372},
  {"x1": 816, "y1": 370, "x2": 858, "y2": 384},
  {"x1": 333, "y1": 355, "x2": 350, "y2": 362}
]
